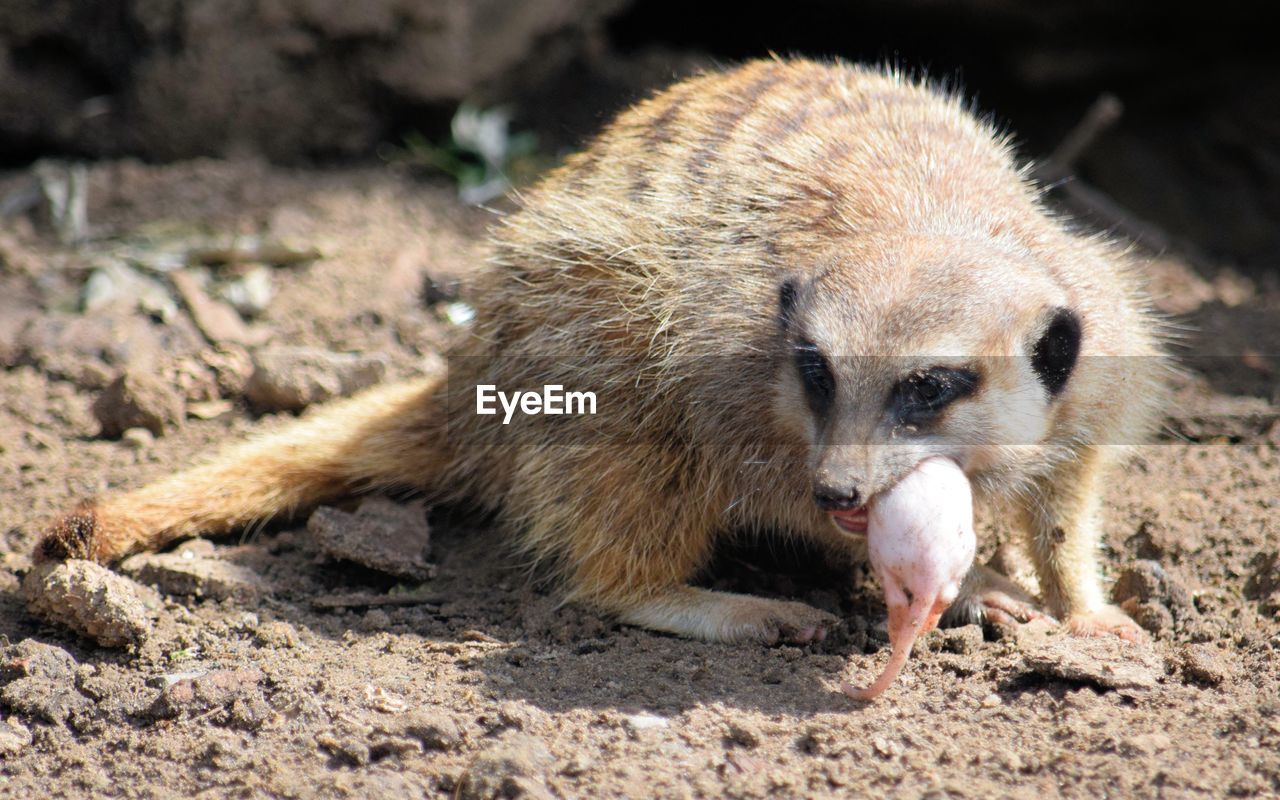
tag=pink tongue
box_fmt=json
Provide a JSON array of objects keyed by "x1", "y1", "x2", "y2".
[{"x1": 840, "y1": 457, "x2": 976, "y2": 701}]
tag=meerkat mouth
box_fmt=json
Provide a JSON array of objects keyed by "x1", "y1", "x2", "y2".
[{"x1": 828, "y1": 506, "x2": 869, "y2": 534}]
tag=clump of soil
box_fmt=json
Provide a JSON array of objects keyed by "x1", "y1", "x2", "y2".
[{"x1": 1, "y1": 160, "x2": 1277, "y2": 798}]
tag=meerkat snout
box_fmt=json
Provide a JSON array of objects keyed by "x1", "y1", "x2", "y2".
[{"x1": 812, "y1": 484, "x2": 862, "y2": 511}]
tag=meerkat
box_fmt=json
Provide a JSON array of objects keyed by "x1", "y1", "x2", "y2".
[{"x1": 34, "y1": 58, "x2": 1167, "y2": 645}]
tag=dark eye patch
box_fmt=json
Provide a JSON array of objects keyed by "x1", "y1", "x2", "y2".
[
  {"x1": 1031, "y1": 308, "x2": 1081, "y2": 397},
  {"x1": 893, "y1": 366, "x2": 980, "y2": 425},
  {"x1": 794, "y1": 340, "x2": 835, "y2": 416}
]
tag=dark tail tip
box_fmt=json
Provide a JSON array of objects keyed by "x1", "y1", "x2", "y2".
[{"x1": 34, "y1": 505, "x2": 99, "y2": 563}]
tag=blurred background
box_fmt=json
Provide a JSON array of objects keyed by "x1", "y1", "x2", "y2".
[{"x1": 1, "y1": 0, "x2": 1277, "y2": 275}]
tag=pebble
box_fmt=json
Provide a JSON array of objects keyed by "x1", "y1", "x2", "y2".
[
  {"x1": 254, "y1": 619, "x2": 300, "y2": 649},
  {"x1": 1015, "y1": 620, "x2": 1162, "y2": 690},
  {"x1": 185, "y1": 399, "x2": 234, "y2": 420},
  {"x1": 149, "y1": 668, "x2": 265, "y2": 719},
  {"x1": 120, "y1": 546, "x2": 268, "y2": 602},
  {"x1": 0, "y1": 640, "x2": 92, "y2": 726},
  {"x1": 0, "y1": 716, "x2": 33, "y2": 756},
  {"x1": 92, "y1": 371, "x2": 185, "y2": 438},
  {"x1": 940, "y1": 625, "x2": 984, "y2": 655},
  {"x1": 307, "y1": 497, "x2": 433, "y2": 581},
  {"x1": 391, "y1": 709, "x2": 465, "y2": 751},
  {"x1": 22, "y1": 560, "x2": 160, "y2": 648},
  {"x1": 217, "y1": 265, "x2": 274, "y2": 317},
  {"x1": 171, "y1": 269, "x2": 267, "y2": 347},
  {"x1": 1, "y1": 639, "x2": 78, "y2": 682},
  {"x1": 624, "y1": 712, "x2": 669, "y2": 731},
  {"x1": 1178, "y1": 643, "x2": 1231, "y2": 686},
  {"x1": 244, "y1": 346, "x2": 388, "y2": 412},
  {"x1": 1111, "y1": 560, "x2": 1197, "y2": 635},
  {"x1": 120, "y1": 426, "x2": 155, "y2": 449},
  {"x1": 725, "y1": 720, "x2": 761, "y2": 748},
  {"x1": 82, "y1": 261, "x2": 179, "y2": 322},
  {"x1": 458, "y1": 733, "x2": 555, "y2": 800},
  {"x1": 1121, "y1": 731, "x2": 1172, "y2": 756}
]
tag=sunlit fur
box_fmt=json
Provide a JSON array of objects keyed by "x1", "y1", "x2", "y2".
[{"x1": 35, "y1": 58, "x2": 1168, "y2": 643}]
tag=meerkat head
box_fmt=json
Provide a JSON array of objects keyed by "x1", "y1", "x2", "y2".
[{"x1": 772, "y1": 234, "x2": 1085, "y2": 533}]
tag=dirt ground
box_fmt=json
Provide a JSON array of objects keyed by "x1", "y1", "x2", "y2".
[{"x1": 0, "y1": 159, "x2": 1277, "y2": 799}]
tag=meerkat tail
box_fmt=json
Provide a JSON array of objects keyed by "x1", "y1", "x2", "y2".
[{"x1": 35, "y1": 373, "x2": 449, "y2": 564}]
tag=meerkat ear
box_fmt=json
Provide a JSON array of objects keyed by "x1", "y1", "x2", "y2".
[
  {"x1": 778, "y1": 278, "x2": 800, "y2": 332},
  {"x1": 1031, "y1": 308, "x2": 1082, "y2": 396}
]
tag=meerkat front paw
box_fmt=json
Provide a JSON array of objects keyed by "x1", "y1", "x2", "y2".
[
  {"x1": 1065, "y1": 604, "x2": 1144, "y2": 641},
  {"x1": 722, "y1": 596, "x2": 840, "y2": 645}
]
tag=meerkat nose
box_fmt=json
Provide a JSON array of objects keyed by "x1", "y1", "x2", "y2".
[{"x1": 812, "y1": 486, "x2": 862, "y2": 511}]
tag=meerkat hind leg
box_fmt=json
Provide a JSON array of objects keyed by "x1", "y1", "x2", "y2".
[
  {"x1": 618, "y1": 586, "x2": 839, "y2": 645},
  {"x1": 941, "y1": 563, "x2": 1057, "y2": 628}
]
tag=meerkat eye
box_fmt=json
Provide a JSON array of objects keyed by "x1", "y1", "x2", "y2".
[
  {"x1": 894, "y1": 367, "x2": 979, "y2": 423},
  {"x1": 794, "y1": 340, "x2": 835, "y2": 415}
]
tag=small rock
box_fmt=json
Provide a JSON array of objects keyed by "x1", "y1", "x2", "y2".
[
  {"x1": 217, "y1": 265, "x2": 274, "y2": 317},
  {"x1": 0, "y1": 643, "x2": 91, "y2": 726},
  {"x1": 941, "y1": 625, "x2": 984, "y2": 655},
  {"x1": 10, "y1": 312, "x2": 202, "y2": 390},
  {"x1": 83, "y1": 261, "x2": 179, "y2": 322},
  {"x1": 1120, "y1": 731, "x2": 1172, "y2": 756},
  {"x1": 1111, "y1": 560, "x2": 1197, "y2": 634},
  {"x1": 1125, "y1": 515, "x2": 1183, "y2": 562},
  {"x1": 1, "y1": 639, "x2": 78, "y2": 683},
  {"x1": 1244, "y1": 552, "x2": 1280, "y2": 614},
  {"x1": 201, "y1": 344, "x2": 254, "y2": 397},
  {"x1": 1016, "y1": 623, "x2": 1162, "y2": 690},
  {"x1": 623, "y1": 712, "x2": 668, "y2": 732},
  {"x1": 244, "y1": 347, "x2": 388, "y2": 412},
  {"x1": 364, "y1": 684, "x2": 408, "y2": 714},
  {"x1": 92, "y1": 371, "x2": 185, "y2": 438},
  {"x1": 361, "y1": 608, "x2": 392, "y2": 631},
  {"x1": 227, "y1": 693, "x2": 273, "y2": 730},
  {"x1": 1125, "y1": 600, "x2": 1176, "y2": 636},
  {"x1": 149, "y1": 668, "x2": 265, "y2": 719},
  {"x1": 871, "y1": 736, "x2": 901, "y2": 758},
  {"x1": 185, "y1": 399, "x2": 234, "y2": 420},
  {"x1": 120, "y1": 548, "x2": 267, "y2": 602},
  {"x1": 171, "y1": 269, "x2": 267, "y2": 347},
  {"x1": 394, "y1": 709, "x2": 465, "y2": 751},
  {"x1": 23, "y1": 560, "x2": 159, "y2": 647},
  {"x1": 317, "y1": 730, "x2": 371, "y2": 766},
  {"x1": 121, "y1": 427, "x2": 155, "y2": 450},
  {"x1": 254, "y1": 620, "x2": 300, "y2": 649},
  {"x1": 458, "y1": 733, "x2": 555, "y2": 800},
  {"x1": 1178, "y1": 643, "x2": 1230, "y2": 686},
  {"x1": 0, "y1": 716, "x2": 33, "y2": 756},
  {"x1": 725, "y1": 720, "x2": 761, "y2": 748},
  {"x1": 1, "y1": 675, "x2": 95, "y2": 726},
  {"x1": 307, "y1": 497, "x2": 433, "y2": 581}
]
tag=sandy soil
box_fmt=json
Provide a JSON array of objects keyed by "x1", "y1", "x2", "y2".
[{"x1": 0, "y1": 160, "x2": 1277, "y2": 799}]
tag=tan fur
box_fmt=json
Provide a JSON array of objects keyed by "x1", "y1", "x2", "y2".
[{"x1": 34, "y1": 59, "x2": 1167, "y2": 643}]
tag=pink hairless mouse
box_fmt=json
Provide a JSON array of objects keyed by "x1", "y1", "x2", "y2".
[{"x1": 843, "y1": 456, "x2": 977, "y2": 700}]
